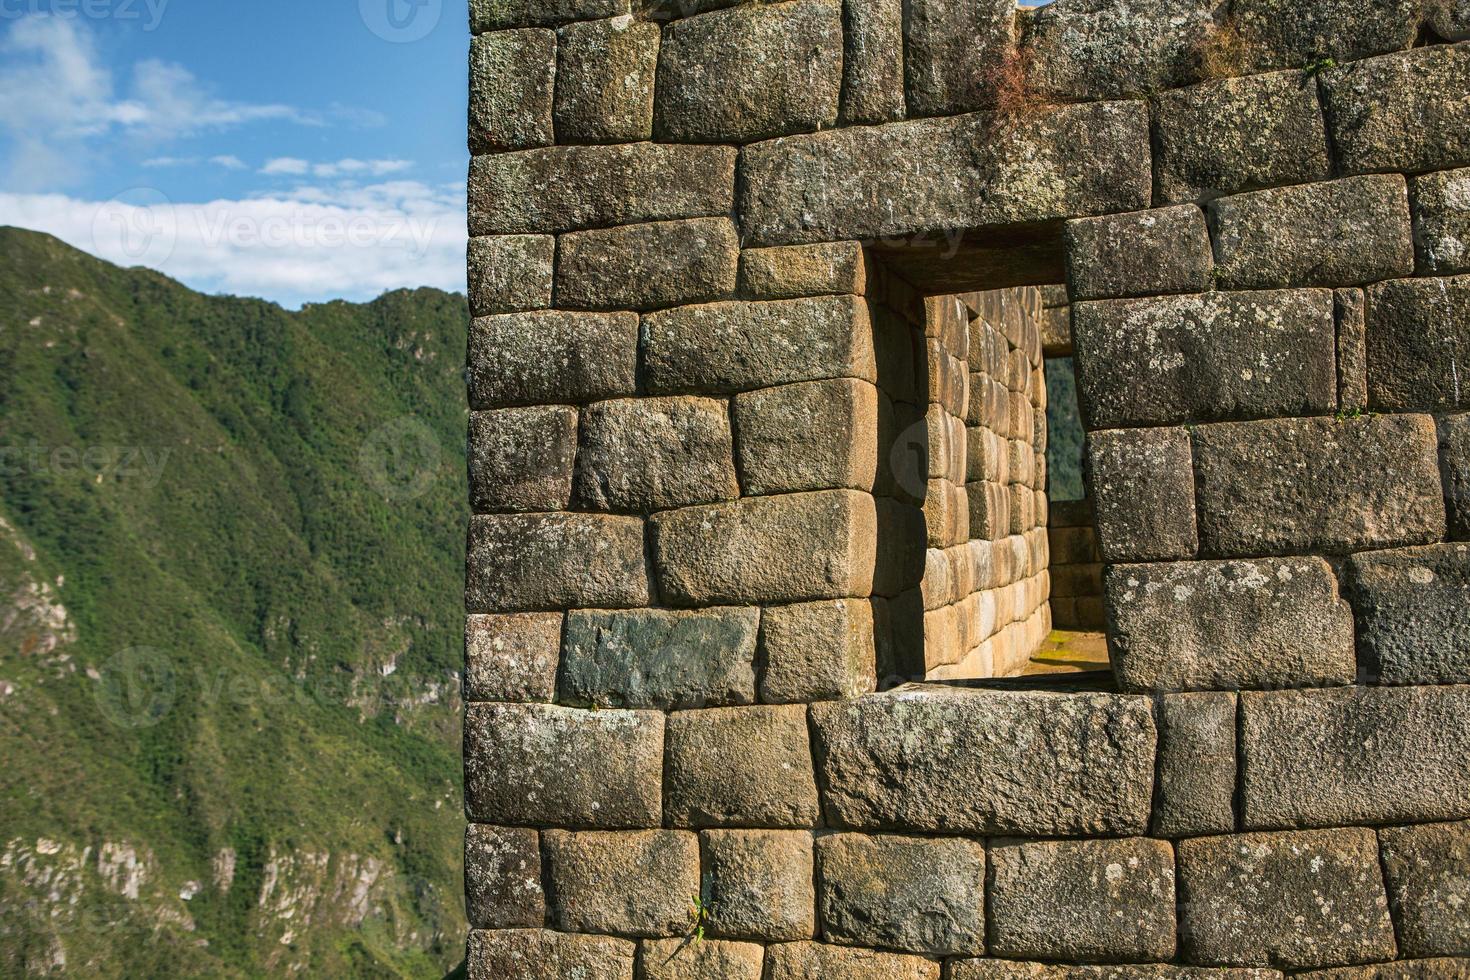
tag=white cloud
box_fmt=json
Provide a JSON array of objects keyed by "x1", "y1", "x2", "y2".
[
  {"x1": 209, "y1": 155, "x2": 247, "y2": 170},
  {"x1": 260, "y1": 157, "x2": 415, "y2": 179},
  {"x1": 261, "y1": 157, "x2": 310, "y2": 176}
]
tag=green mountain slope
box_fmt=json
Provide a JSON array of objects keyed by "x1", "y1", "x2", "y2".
[{"x1": 0, "y1": 227, "x2": 468, "y2": 977}]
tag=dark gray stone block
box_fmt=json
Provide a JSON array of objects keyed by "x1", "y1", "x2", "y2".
[
  {"x1": 470, "y1": 0, "x2": 627, "y2": 31},
  {"x1": 556, "y1": 218, "x2": 738, "y2": 311},
  {"x1": 468, "y1": 310, "x2": 637, "y2": 409},
  {"x1": 1349, "y1": 543, "x2": 1470, "y2": 685},
  {"x1": 573, "y1": 396, "x2": 739, "y2": 512},
  {"x1": 467, "y1": 234, "x2": 553, "y2": 315},
  {"x1": 903, "y1": 0, "x2": 1015, "y2": 115},
  {"x1": 1322, "y1": 45, "x2": 1470, "y2": 176},
  {"x1": 554, "y1": 16, "x2": 659, "y2": 144},
  {"x1": 468, "y1": 405, "x2": 577, "y2": 513},
  {"x1": 1154, "y1": 692, "x2": 1236, "y2": 838},
  {"x1": 665, "y1": 705, "x2": 821, "y2": 828},
  {"x1": 1441, "y1": 413, "x2": 1470, "y2": 539},
  {"x1": 1064, "y1": 205, "x2": 1213, "y2": 300},
  {"x1": 1023, "y1": 0, "x2": 1219, "y2": 101},
  {"x1": 1365, "y1": 275, "x2": 1470, "y2": 412},
  {"x1": 840, "y1": 0, "x2": 904, "y2": 124},
  {"x1": 1412, "y1": 167, "x2": 1470, "y2": 276},
  {"x1": 1087, "y1": 427, "x2": 1198, "y2": 562},
  {"x1": 467, "y1": 513, "x2": 649, "y2": 612},
  {"x1": 1379, "y1": 820, "x2": 1470, "y2": 959},
  {"x1": 543, "y1": 829, "x2": 699, "y2": 936},
  {"x1": 465, "y1": 825, "x2": 543, "y2": 929},
  {"x1": 1230, "y1": 0, "x2": 1420, "y2": 71},
  {"x1": 469, "y1": 29, "x2": 556, "y2": 154}
]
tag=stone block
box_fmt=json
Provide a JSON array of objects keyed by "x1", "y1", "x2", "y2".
[
  {"x1": 1240, "y1": 685, "x2": 1470, "y2": 829},
  {"x1": 560, "y1": 607, "x2": 758, "y2": 710},
  {"x1": 1210, "y1": 175, "x2": 1415, "y2": 289},
  {"x1": 466, "y1": 929, "x2": 633, "y2": 980},
  {"x1": 1104, "y1": 557, "x2": 1355, "y2": 693},
  {"x1": 1348, "y1": 544, "x2": 1470, "y2": 685},
  {"x1": 1322, "y1": 46, "x2": 1470, "y2": 176},
  {"x1": 1441, "y1": 413, "x2": 1470, "y2": 538},
  {"x1": 553, "y1": 16, "x2": 659, "y2": 143},
  {"x1": 469, "y1": 29, "x2": 555, "y2": 154},
  {"x1": 1431, "y1": 0, "x2": 1470, "y2": 40},
  {"x1": 1229, "y1": 0, "x2": 1420, "y2": 71},
  {"x1": 1154, "y1": 692, "x2": 1237, "y2": 838},
  {"x1": 1071, "y1": 290, "x2": 1336, "y2": 428},
  {"x1": 1064, "y1": 205, "x2": 1212, "y2": 301},
  {"x1": 1023, "y1": 0, "x2": 1218, "y2": 101},
  {"x1": 556, "y1": 218, "x2": 738, "y2": 311},
  {"x1": 468, "y1": 405, "x2": 577, "y2": 513},
  {"x1": 758, "y1": 599, "x2": 877, "y2": 703},
  {"x1": 1087, "y1": 426, "x2": 1198, "y2": 562},
  {"x1": 1365, "y1": 275, "x2": 1470, "y2": 412},
  {"x1": 702, "y1": 829, "x2": 815, "y2": 942},
  {"x1": 464, "y1": 612, "x2": 561, "y2": 703},
  {"x1": 1413, "y1": 166, "x2": 1470, "y2": 276},
  {"x1": 840, "y1": 0, "x2": 904, "y2": 124},
  {"x1": 733, "y1": 379, "x2": 878, "y2": 495},
  {"x1": 810, "y1": 687, "x2": 1156, "y2": 836},
  {"x1": 665, "y1": 705, "x2": 820, "y2": 828},
  {"x1": 469, "y1": 142, "x2": 735, "y2": 235},
  {"x1": 543, "y1": 830, "x2": 699, "y2": 936},
  {"x1": 739, "y1": 242, "x2": 866, "y2": 300},
  {"x1": 1294, "y1": 961, "x2": 1470, "y2": 979},
  {"x1": 466, "y1": 513, "x2": 648, "y2": 612},
  {"x1": 815, "y1": 833, "x2": 985, "y2": 955},
  {"x1": 903, "y1": 0, "x2": 1015, "y2": 115},
  {"x1": 644, "y1": 296, "x2": 876, "y2": 395},
  {"x1": 470, "y1": 0, "x2": 627, "y2": 31},
  {"x1": 1153, "y1": 70, "x2": 1329, "y2": 204},
  {"x1": 1177, "y1": 829, "x2": 1397, "y2": 970},
  {"x1": 1191, "y1": 415, "x2": 1446, "y2": 557},
  {"x1": 988, "y1": 837, "x2": 1176, "y2": 964},
  {"x1": 1378, "y1": 820, "x2": 1470, "y2": 959},
  {"x1": 468, "y1": 310, "x2": 637, "y2": 409},
  {"x1": 952, "y1": 963, "x2": 1282, "y2": 979},
  {"x1": 1336, "y1": 288, "x2": 1368, "y2": 412},
  {"x1": 651, "y1": 490, "x2": 876, "y2": 605},
  {"x1": 468, "y1": 234, "x2": 553, "y2": 315},
  {"x1": 654, "y1": 0, "x2": 842, "y2": 143},
  {"x1": 739, "y1": 101, "x2": 1150, "y2": 247},
  {"x1": 764, "y1": 942, "x2": 940, "y2": 980},
  {"x1": 639, "y1": 938, "x2": 765, "y2": 980},
  {"x1": 574, "y1": 396, "x2": 739, "y2": 512},
  {"x1": 466, "y1": 825, "x2": 543, "y2": 929},
  {"x1": 464, "y1": 702, "x2": 663, "y2": 828}
]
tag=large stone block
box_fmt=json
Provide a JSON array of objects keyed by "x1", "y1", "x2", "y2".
[
  {"x1": 470, "y1": 0, "x2": 627, "y2": 31},
  {"x1": 1378, "y1": 820, "x2": 1470, "y2": 959},
  {"x1": 734, "y1": 379, "x2": 878, "y2": 495},
  {"x1": 1240, "y1": 685, "x2": 1470, "y2": 829},
  {"x1": 758, "y1": 599, "x2": 877, "y2": 703},
  {"x1": 665, "y1": 705, "x2": 820, "y2": 828},
  {"x1": 469, "y1": 142, "x2": 735, "y2": 235},
  {"x1": 1087, "y1": 426, "x2": 1198, "y2": 562},
  {"x1": 468, "y1": 405, "x2": 577, "y2": 513},
  {"x1": 465, "y1": 825, "x2": 543, "y2": 929},
  {"x1": 1413, "y1": 166, "x2": 1470, "y2": 276},
  {"x1": 1322, "y1": 46, "x2": 1470, "y2": 176},
  {"x1": 809, "y1": 686, "x2": 1156, "y2": 836},
  {"x1": 464, "y1": 702, "x2": 664, "y2": 828},
  {"x1": 1071, "y1": 290, "x2": 1337, "y2": 428},
  {"x1": 1209, "y1": 175, "x2": 1415, "y2": 289},
  {"x1": 764, "y1": 942, "x2": 940, "y2": 980},
  {"x1": 952, "y1": 963, "x2": 1283, "y2": 979},
  {"x1": 1152, "y1": 70, "x2": 1329, "y2": 204},
  {"x1": 1104, "y1": 558, "x2": 1355, "y2": 693},
  {"x1": 553, "y1": 16, "x2": 659, "y2": 144},
  {"x1": 1023, "y1": 0, "x2": 1219, "y2": 101},
  {"x1": 1431, "y1": 0, "x2": 1470, "y2": 40},
  {"x1": 1191, "y1": 415, "x2": 1446, "y2": 557},
  {"x1": 466, "y1": 512, "x2": 648, "y2": 612},
  {"x1": 1294, "y1": 961, "x2": 1470, "y2": 979},
  {"x1": 815, "y1": 833, "x2": 985, "y2": 956},
  {"x1": 988, "y1": 837, "x2": 1176, "y2": 964},
  {"x1": 466, "y1": 929, "x2": 633, "y2": 980},
  {"x1": 1154, "y1": 692, "x2": 1236, "y2": 838},
  {"x1": 1365, "y1": 275, "x2": 1470, "y2": 412},
  {"x1": 574, "y1": 396, "x2": 739, "y2": 512},
  {"x1": 738, "y1": 242, "x2": 866, "y2": 300},
  {"x1": 651, "y1": 490, "x2": 876, "y2": 606},
  {"x1": 1348, "y1": 544, "x2": 1470, "y2": 685},
  {"x1": 469, "y1": 29, "x2": 555, "y2": 154},
  {"x1": 654, "y1": 0, "x2": 842, "y2": 143},
  {"x1": 840, "y1": 0, "x2": 903, "y2": 124},
  {"x1": 738, "y1": 101, "x2": 1151, "y2": 247},
  {"x1": 903, "y1": 0, "x2": 1015, "y2": 116},
  {"x1": 702, "y1": 829, "x2": 815, "y2": 942},
  {"x1": 559, "y1": 607, "x2": 758, "y2": 710},
  {"x1": 639, "y1": 939, "x2": 765, "y2": 980},
  {"x1": 556, "y1": 218, "x2": 738, "y2": 311},
  {"x1": 1230, "y1": 0, "x2": 1420, "y2": 71},
  {"x1": 644, "y1": 296, "x2": 876, "y2": 396},
  {"x1": 1063, "y1": 205, "x2": 1213, "y2": 301},
  {"x1": 464, "y1": 612, "x2": 561, "y2": 703},
  {"x1": 468, "y1": 310, "x2": 637, "y2": 409},
  {"x1": 543, "y1": 830, "x2": 699, "y2": 937},
  {"x1": 1177, "y1": 829, "x2": 1397, "y2": 970},
  {"x1": 1441, "y1": 413, "x2": 1470, "y2": 538},
  {"x1": 467, "y1": 234, "x2": 553, "y2": 315}
]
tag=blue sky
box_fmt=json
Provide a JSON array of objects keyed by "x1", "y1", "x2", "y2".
[{"x1": 0, "y1": 0, "x2": 469, "y2": 307}]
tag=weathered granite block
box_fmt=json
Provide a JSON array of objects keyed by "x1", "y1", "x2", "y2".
[
  {"x1": 1192, "y1": 415, "x2": 1445, "y2": 557},
  {"x1": 468, "y1": 405, "x2": 577, "y2": 513},
  {"x1": 1210, "y1": 175, "x2": 1415, "y2": 289},
  {"x1": 739, "y1": 242, "x2": 866, "y2": 300},
  {"x1": 543, "y1": 830, "x2": 699, "y2": 936},
  {"x1": 644, "y1": 296, "x2": 876, "y2": 395},
  {"x1": 1071, "y1": 290, "x2": 1337, "y2": 428},
  {"x1": 1087, "y1": 427, "x2": 1198, "y2": 562},
  {"x1": 1154, "y1": 692, "x2": 1237, "y2": 838},
  {"x1": 764, "y1": 941, "x2": 940, "y2": 980},
  {"x1": 470, "y1": 0, "x2": 627, "y2": 31},
  {"x1": 466, "y1": 929, "x2": 633, "y2": 980},
  {"x1": 665, "y1": 705, "x2": 820, "y2": 828},
  {"x1": 1431, "y1": 0, "x2": 1470, "y2": 40},
  {"x1": 1413, "y1": 167, "x2": 1470, "y2": 276},
  {"x1": 702, "y1": 829, "x2": 815, "y2": 942},
  {"x1": 1294, "y1": 961, "x2": 1470, "y2": 979},
  {"x1": 467, "y1": 513, "x2": 648, "y2": 612},
  {"x1": 465, "y1": 825, "x2": 543, "y2": 929},
  {"x1": 1063, "y1": 205, "x2": 1213, "y2": 300},
  {"x1": 654, "y1": 0, "x2": 842, "y2": 143},
  {"x1": 733, "y1": 379, "x2": 878, "y2": 495},
  {"x1": 651, "y1": 490, "x2": 876, "y2": 606},
  {"x1": 1322, "y1": 46, "x2": 1470, "y2": 176},
  {"x1": 815, "y1": 833, "x2": 985, "y2": 955},
  {"x1": 465, "y1": 612, "x2": 561, "y2": 703},
  {"x1": 1177, "y1": 829, "x2": 1397, "y2": 970},
  {"x1": 1348, "y1": 544, "x2": 1470, "y2": 685},
  {"x1": 1378, "y1": 820, "x2": 1470, "y2": 959},
  {"x1": 464, "y1": 702, "x2": 663, "y2": 827},
  {"x1": 574, "y1": 396, "x2": 739, "y2": 512},
  {"x1": 1365, "y1": 276, "x2": 1470, "y2": 412},
  {"x1": 559, "y1": 607, "x2": 758, "y2": 710},
  {"x1": 1441, "y1": 413, "x2": 1470, "y2": 539},
  {"x1": 1336, "y1": 288, "x2": 1369, "y2": 411},
  {"x1": 1241, "y1": 685, "x2": 1470, "y2": 829},
  {"x1": 639, "y1": 938, "x2": 765, "y2": 980},
  {"x1": 468, "y1": 310, "x2": 637, "y2": 409},
  {"x1": 809, "y1": 687, "x2": 1156, "y2": 836},
  {"x1": 553, "y1": 16, "x2": 659, "y2": 144},
  {"x1": 988, "y1": 837, "x2": 1176, "y2": 963},
  {"x1": 1152, "y1": 70, "x2": 1329, "y2": 204},
  {"x1": 1229, "y1": 0, "x2": 1420, "y2": 71},
  {"x1": 840, "y1": 0, "x2": 903, "y2": 124},
  {"x1": 903, "y1": 0, "x2": 1014, "y2": 115},
  {"x1": 1023, "y1": 0, "x2": 1218, "y2": 101},
  {"x1": 469, "y1": 142, "x2": 735, "y2": 235},
  {"x1": 467, "y1": 234, "x2": 553, "y2": 315},
  {"x1": 1104, "y1": 558, "x2": 1355, "y2": 693},
  {"x1": 556, "y1": 218, "x2": 738, "y2": 311},
  {"x1": 953, "y1": 963, "x2": 1282, "y2": 979},
  {"x1": 758, "y1": 599, "x2": 877, "y2": 703},
  {"x1": 469, "y1": 29, "x2": 555, "y2": 154}
]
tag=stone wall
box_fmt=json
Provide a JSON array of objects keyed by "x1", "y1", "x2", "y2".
[
  {"x1": 1047, "y1": 499, "x2": 1105, "y2": 630},
  {"x1": 462, "y1": 0, "x2": 1470, "y2": 976}
]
